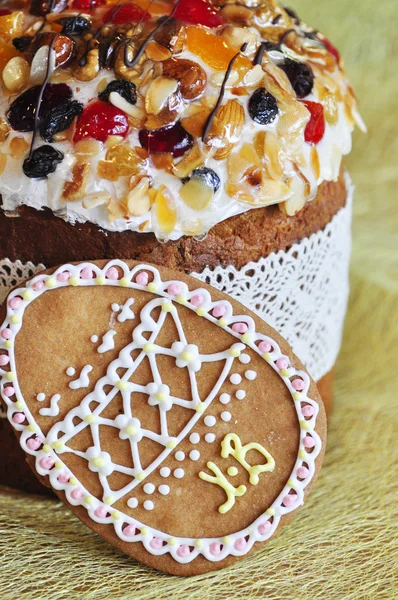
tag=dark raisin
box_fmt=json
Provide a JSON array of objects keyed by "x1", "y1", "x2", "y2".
[
  {"x1": 30, "y1": 0, "x2": 67, "y2": 17},
  {"x1": 98, "y1": 80, "x2": 137, "y2": 105},
  {"x1": 12, "y1": 36, "x2": 32, "y2": 52},
  {"x1": 61, "y1": 16, "x2": 91, "y2": 36},
  {"x1": 7, "y1": 84, "x2": 73, "y2": 132},
  {"x1": 188, "y1": 167, "x2": 221, "y2": 192},
  {"x1": 23, "y1": 146, "x2": 64, "y2": 179},
  {"x1": 39, "y1": 100, "x2": 84, "y2": 142},
  {"x1": 248, "y1": 88, "x2": 279, "y2": 125},
  {"x1": 279, "y1": 58, "x2": 314, "y2": 98}
]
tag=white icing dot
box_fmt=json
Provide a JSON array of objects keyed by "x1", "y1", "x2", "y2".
[
  {"x1": 111, "y1": 303, "x2": 120, "y2": 312},
  {"x1": 189, "y1": 432, "x2": 200, "y2": 444},
  {"x1": 173, "y1": 468, "x2": 184, "y2": 479},
  {"x1": 36, "y1": 393, "x2": 46, "y2": 402},
  {"x1": 160, "y1": 467, "x2": 170, "y2": 478},
  {"x1": 245, "y1": 369, "x2": 257, "y2": 381},
  {"x1": 189, "y1": 450, "x2": 200, "y2": 461},
  {"x1": 143, "y1": 483, "x2": 155, "y2": 494},
  {"x1": 158, "y1": 484, "x2": 170, "y2": 496},
  {"x1": 239, "y1": 353, "x2": 251, "y2": 364},
  {"x1": 219, "y1": 393, "x2": 231, "y2": 405},
  {"x1": 90, "y1": 335, "x2": 99, "y2": 343},
  {"x1": 236, "y1": 389, "x2": 246, "y2": 400},
  {"x1": 230, "y1": 373, "x2": 242, "y2": 385},
  {"x1": 204, "y1": 415, "x2": 216, "y2": 427},
  {"x1": 175, "y1": 450, "x2": 185, "y2": 461},
  {"x1": 221, "y1": 411, "x2": 232, "y2": 422},
  {"x1": 205, "y1": 433, "x2": 216, "y2": 443},
  {"x1": 66, "y1": 367, "x2": 75, "y2": 377},
  {"x1": 127, "y1": 497, "x2": 138, "y2": 508},
  {"x1": 143, "y1": 500, "x2": 154, "y2": 511}
]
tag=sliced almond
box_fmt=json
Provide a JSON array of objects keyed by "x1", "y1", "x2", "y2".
[
  {"x1": 75, "y1": 139, "x2": 102, "y2": 158},
  {"x1": 82, "y1": 192, "x2": 110, "y2": 209},
  {"x1": 2, "y1": 56, "x2": 30, "y2": 93},
  {"x1": 107, "y1": 198, "x2": 126, "y2": 222},
  {"x1": 109, "y1": 91, "x2": 141, "y2": 119},
  {"x1": 221, "y1": 25, "x2": 258, "y2": 54},
  {"x1": 145, "y1": 76, "x2": 179, "y2": 115},
  {"x1": 310, "y1": 147, "x2": 321, "y2": 180},
  {"x1": 9, "y1": 136, "x2": 29, "y2": 159},
  {"x1": 221, "y1": 4, "x2": 253, "y2": 24},
  {"x1": 280, "y1": 175, "x2": 306, "y2": 216},
  {"x1": 104, "y1": 135, "x2": 124, "y2": 149},
  {"x1": 173, "y1": 144, "x2": 204, "y2": 179},
  {"x1": 0, "y1": 152, "x2": 6, "y2": 176},
  {"x1": 62, "y1": 162, "x2": 90, "y2": 202},
  {"x1": 127, "y1": 177, "x2": 151, "y2": 217},
  {"x1": 243, "y1": 64, "x2": 264, "y2": 87},
  {"x1": 212, "y1": 69, "x2": 239, "y2": 88},
  {"x1": 145, "y1": 40, "x2": 171, "y2": 62},
  {"x1": 181, "y1": 108, "x2": 212, "y2": 138},
  {"x1": 263, "y1": 132, "x2": 283, "y2": 180},
  {"x1": 0, "y1": 119, "x2": 11, "y2": 144},
  {"x1": 205, "y1": 99, "x2": 245, "y2": 160}
]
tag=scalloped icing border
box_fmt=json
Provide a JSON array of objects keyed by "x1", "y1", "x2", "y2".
[{"x1": 0, "y1": 260, "x2": 322, "y2": 564}]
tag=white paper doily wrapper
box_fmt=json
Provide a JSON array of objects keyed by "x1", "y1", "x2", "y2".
[{"x1": 0, "y1": 177, "x2": 352, "y2": 383}]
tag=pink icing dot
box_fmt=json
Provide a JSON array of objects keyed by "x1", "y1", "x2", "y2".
[
  {"x1": 26, "y1": 437, "x2": 42, "y2": 451},
  {"x1": 39, "y1": 456, "x2": 55, "y2": 470},
  {"x1": 71, "y1": 487, "x2": 84, "y2": 500},
  {"x1": 276, "y1": 358, "x2": 289, "y2": 370},
  {"x1": 282, "y1": 493, "x2": 298, "y2": 507},
  {"x1": 302, "y1": 404, "x2": 315, "y2": 418},
  {"x1": 191, "y1": 294, "x2": 204, "y2": 307},
  {"x1": 3, "y1": 386, "x2": 15, "y2": 397},
  {"x1": 210, "y1": 542, "x2": 222, "y2": 556},
  {"x1": 177, "y1": 544, "x2": 190, "y2": 557},
  {"x1": 259, "y1": 341, "x2": 272, "y2": 353},
  {"x1": 1, "y1": 328, "x2": 12, "y2": 340},
  {"x1": 106, "y1": 267, "x2": 119, "y2": 280},
  {"x1": 0, "y1": 354, "x2": 9, "y2": 366},
  {"x1": 292, "y1": 378, "x2": 305, "y2": 391},
  {"x1": 136, "y1": 272, "x2": 149, "y2": 286},
  {"x1": 9, "y1": 296, "x2": 22, "y2": 310},
  {"x1": 212, "y1": 304, "x2": 226, "y2": 318},
  {"x1": 297, "y1": 466, "x2": 310, "y2": 479},
  {"x1": 258, "y1": 520, "x2": 272, "y2": 535},
  {"x1": 150, "y1": 537, "x2": 163, "y2": 550},
  {"x1": 167, "y1": 283, "x2": 182, "y2": 296},
  {"x1": 94, "y1": 505, "x2": 109, "y2": 519},
  {"x1": 32, "y1": 280, "x2": 45, "y2": 291},
  {"x1": 232, "y1": 322, "x2": 248, "y2": 334},
  {"x1": 303, "y1": 435, "x2": 315, "y2": 449},
  {"x1": 81, "y1": 267, "x2": 94, "y2": 279},
  {"x1": 123, "y1": 524, "x2": 136, "y2": 537},
  {"x1": 58, "y1": 472, "x2": 71, "y2": 484},
  {"x1": 234, "y1": 538, "x2": 247, "y2": 551},
  {"x1": 12, "y1": 412, "x2": 24, "y2": 424},
  {"x1": 57, "y1": 271, "x2": 70, "y2": 282}
]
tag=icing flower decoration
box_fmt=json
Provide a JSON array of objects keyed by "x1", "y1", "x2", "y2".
[
  {"x1": 146, "y1": 383, "x2": 173, "y2": 412},
  {"x1": 114, "y1": 416, "x2": 143, "y2": 442},
  {"x1": 171, "y1": 342, "x2": 201, "y2": 372},
  {"x1": 86, "y1": 447, "x2": 114, "y2": 476}
]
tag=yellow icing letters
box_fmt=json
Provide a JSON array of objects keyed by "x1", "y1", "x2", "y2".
[
  {"x1": 221, "y1": 433, "x2": 275, "y2": 486},
  {"x1": 199, "y1": 461, "x2": 247, "y2": 514}
]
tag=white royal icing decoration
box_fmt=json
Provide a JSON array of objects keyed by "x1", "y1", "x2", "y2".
[
  {"x1": 144, "y1": 500, "x2": 154, "y2": 511},
  {"x1": 175, "y1": 451, "x2": 185, "y2": 462},
  {"x1": 221, "y1": 411, "x2": 232, "y2": 423},
  {"x1": 189, "y1": 433, "x2": 200, "y2": 444},
  {"x1": 204, "y1": 416, "x2": 216, "y2": 427},
  {"x1": 245, "y1": 370, "x2": 257, "y2": 381},
  {"x1": 239, "y1": 354, "x2": 251, "y2": 364},
  {"x1": 69, "y1": 365, "x2": 93, "y2": 390},
  {"x1": 97, "y1": 330, "x2": 116, "y2": 354},
  {"x1": 91, "y1": 335, "x2": 99, "y2": 343},
  {"x1": 219, "y1": 393, "x2": 231, "y2": 405},
  {"x1": 39, "y1": 394, "x2": 61, "y2": 417},
  {"x1": 127, "y1": 497, "x2": 138, "y2": 508},
  {"x1": 36, "y1": 393, "x2": 46, "y2": 402},
  {"x1": 117, "y1": 298, "x2": 135, "y2": 323},
  {"x1": 205, "y1": 433, "x2": 216, "y2": 444},
  {"x1": 230, "y1": 374, "x2": 242, "y2": 385},
  {"x1": 0, "y1": 260, "x2": 322, "y2": 566},
  {"x1": 158, "y1": 484, "x2": 170, "y2": 496},
  {"x1": 160, "y1": 467, "x2": 170, "y2": 478},
  {"x1": 66, "y1": 367, "x2": 75, "y2": 377},
  {"x1": 189, "y1": 450, "x2": 200, "y2": 461},
  {"x1": 143, "y1": 483, "x2": 155, "y2": 495},
  {"x1": 236, "y1": 390, "x2": 246, "y2": 400}
]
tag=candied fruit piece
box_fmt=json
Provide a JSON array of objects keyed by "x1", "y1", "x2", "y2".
[
  {"x1": 174, "y1": 0, "x2": 225, "y2": 28},
  {"x1": 104, "y1": 3, "x2": 150, "y2": 24},
  {"x1": 301, "y1": 100, "x2": 325, "y2": 144},
  {"x1": 154, "y1": 185, "x2": 177, "y2": 235},
  {"x1": 0, "y1": 11, "x2": 24, "y2": 40},
  {"x1": 73, "y1": 101, "x2": 129, "y2": 143},
  {"x1": 139, "y1": 122, "x2": 193, "y2": 158},
  {"x1": 0, "y1": 42, "x2": 22, "y2": 72},
  {"x1": 186, "y1": 27, "x2": 252, "y2": 72}
]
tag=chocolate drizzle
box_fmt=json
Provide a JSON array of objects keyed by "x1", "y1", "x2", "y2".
[
  {"x1": 29, "y1": 35, "x2": 59, "y2": 158},
  {"x1": 253, "y1": 28, "x2": 296, "y2": 65},
  {"x1": 202, "y1": 43, "x2": 248, "y2": 144}
]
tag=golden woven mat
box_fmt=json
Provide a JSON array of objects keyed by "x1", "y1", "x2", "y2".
[{"x1": 0, "y1": 0, "x2": 397, "y2": 598}]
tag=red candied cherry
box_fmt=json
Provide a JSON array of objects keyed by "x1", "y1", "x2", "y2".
[
  {"x1": 173, "y1": 0, "x2": 225, "y2": 28},
  {"x1": 73, "y1": 101, "x2": 129, "y2": 143},
  {"x1": 0, "y1": 8, "x2": 12, "y2": 16},
  {"x1": 72, "y1": 0, "x2": 104, "y2": 11},
  {"x1": 301, "y1": 100, "x2": 325, "y2": 145},
  {"x1": 139, "y1": 122, "x2": 194, "y2": 158},
  {"x1": 104, "y1": 3, "x2": 150, "y2": 24},
  {"x1": 320, "y1": 36, "x2": 340, "y2": 62}
]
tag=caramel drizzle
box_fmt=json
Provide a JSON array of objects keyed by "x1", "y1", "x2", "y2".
[
  {"x1": 28, "y1": 34, "x2": 59, "y2": 158},
  {"x1": 202, "y1": 43, "x2": 248, "y2": 144}
]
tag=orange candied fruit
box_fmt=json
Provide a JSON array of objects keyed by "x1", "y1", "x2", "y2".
[
  {"x1": 186, "y1": 26, "x2": 252, "y2": 73},
  {"x1": 0, "y1": 11, "x2": 24, "y2": 40}
]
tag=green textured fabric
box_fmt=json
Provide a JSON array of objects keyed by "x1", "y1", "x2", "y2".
[{"x1": 0, "y1": 1, "x2": 397, "y2": 598}]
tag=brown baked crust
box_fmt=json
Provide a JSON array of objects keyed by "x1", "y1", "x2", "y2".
[{"x1": 0, "y1": 171, "x2": 346, "y2": 272}]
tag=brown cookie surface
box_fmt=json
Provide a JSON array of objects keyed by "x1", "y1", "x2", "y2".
[{"x1": 0, "y1": 260, "x2": 326, "y2": 575}]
